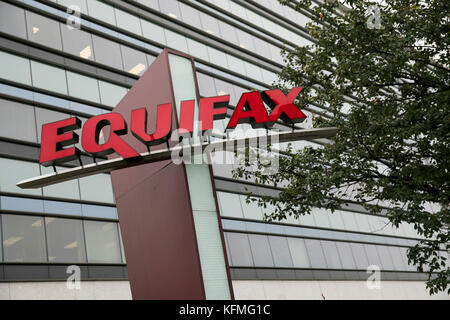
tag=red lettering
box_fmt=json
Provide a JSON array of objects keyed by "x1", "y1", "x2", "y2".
[
  {"x1": 40, "y1": 117, "x2": 81, "y2": 166},
  {"x1": 81, "y1": 113, "x2": 139, "y2": 159},
  {"x1": 226, "y1": 92, "x2": 268, "y2": 129},
  {"x1": 199, "y1": 95, "x2": 229, "y2": 134},
  {"x1": 261, "y1": 87, "x2": 306, "y2": 125},
  {"x1": 131, "y1": 104, "x2": 172, "y2": 146}
]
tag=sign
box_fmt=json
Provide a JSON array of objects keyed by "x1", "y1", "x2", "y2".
[{"x1": 39, "y1": 87, "x2": 306, "y2": 167}]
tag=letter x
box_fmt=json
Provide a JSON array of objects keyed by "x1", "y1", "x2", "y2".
[{"x1": 261, "y1": 86, "x2": 306, "y2": 125}]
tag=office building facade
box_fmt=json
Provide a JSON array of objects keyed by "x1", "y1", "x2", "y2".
[{"x1": 0, "y1": 0, "x2": 448, "y2": 299}]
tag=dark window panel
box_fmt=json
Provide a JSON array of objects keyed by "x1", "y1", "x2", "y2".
[
  {"x1": 335, "y1": 241, "x2": 357, "y2": 269},
  {"x1": 304, "y1": 239, "x2": 327, "y2": 268},
  {"x1": 87, "y1": 265, "x2": 126, "y2": 279},
  {"x1": 376, "y1": 245, "x2": 395, "y2": 271},
  {"x1": 4, "y1": 265, "x2": 48, "y2": 280},
  {"x1": 321, "y1": 240, "x2": 343, "y2": 269},
  {"x1": 48, "y1": 265, "x2": 89, "y2": 280},
  {"x1": 350, "y1": 242, "x2": 370, "y2": 270},
  {"x1": 248, "y1": 234, "x2": 275, "y2": 267},
  {"x1": 364, "y1": 244, "x2": 383, "y2": 269},
  {"x1": 268, "y1": 235, "x2": 293, "y2": 268},
  {"x1": 224, "y1": 232, "x2": 254, "y2": 267}
]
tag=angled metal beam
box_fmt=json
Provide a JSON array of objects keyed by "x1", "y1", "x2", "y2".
[{"x1": 16, "y1": 127, "x2": 338, "y2": 189}]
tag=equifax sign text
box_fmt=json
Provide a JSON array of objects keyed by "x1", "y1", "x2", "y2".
[{"x1": 40, "y1": 87, "x2": 306, "y2": 166}]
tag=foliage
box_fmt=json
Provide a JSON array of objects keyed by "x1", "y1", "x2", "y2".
[{"x1": 234, "y1": 0, "x2": 450, "y2": 294}]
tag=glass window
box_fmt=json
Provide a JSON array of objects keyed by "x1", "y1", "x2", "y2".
[
  {"x1": 312, "y1": 208, "x2": 331, "y2": 228},
  {"x1": 0, "y1": 51, "x2": 32, "y2": 85},
  {"x1": 321, "y1": 240, "x2": 342, "y2": 269},
  {"x1": 355, "y1": 213, "x2": 372, "y2": 233},
  {"x1": 35, "y1": 107, "x2": 70, "y2": 144},
  {"x1": 146, "y1": 54, "x2": 156, "y2": 66},
  {"x1": 240, "y1": 195, "x2": 263, "y2": 220},
  {"x1": 269, "y1": 44, "x2": 283, "y2": 64},
  {"x1": 327, "y1": 211, "x2": 345, "y2": 230},
  {"x1": 350, "y1": 242, "x2": 369, "y2": 269},
  {"x1": 298, "y1": 211, "x2": 316, "y2": 227},
  {"x1": 164, "y1": 30, "x2": 188, "y2": 53},
  {"x1": 268, "y1": 236, "x2": 293, "y2": 267},
  {"x1": 0, "y1": 2, "x2": 27, "y2": 39},
  {"x1": 2, "y1": 214, "x2": 47, "y2": 262},
  {"x1": 137, "y1": 0, "x2": 159, "y2": 10},
  {"x1": 196, "y1": 72, "x2": 217, "y2": 97},
  {"x1": 0, "y1": 98, "x2": 37, "y2": 142},
  {"x1": 225, "y1": 232, "x2": 253, "y2": 266},
  {"x1": 340, "y1": 210, "x2": 359, "y2": 232},
  {"x1": 218, "y1": 21, "x2": 238, "y2": 45},
  {"x1": 286, "y1": 237, "x2": 310, "y2": 268},
  {"x1": 66, "y1": 71, "x2": 100, "y2": 103},
  {"x1": 141, "y1": 19, "x2": 166, "y2": 45},
  {"x1": 44, "y1": 199, "x2": 82, "y2": 216},
  {"x1": 207, "y1": 47, "x2": 228, "y2": 68},
  {"x1": 252, "y1": 37, "x2": 271, "y2": 60},
  {"x1": 199, "y1": 12, "x2": 220, "y2": 36},
  {"x1": 248, "y1": 234, "x2": 274, "y2": 267},
  {"x1": 45, "y1": 217, "x2": 86, "y2": 262},
  {"x1": 304, "y1": 239, "x2": 327, "y2": 268},
  {"x1": 1, "y1": 196, "x2": 44, "y2": 213},
  {"x1": 86, "y1": 0, "x2": 116, "y2": 25},
  {"x1": 388, "y1": 246, "x2": 406, "y2": 271},
  {"x1": 79, "y1": 173, "x2": 115, "y2": 203},
  {"x1": 25, "y1": 11, "x2": 62, "y2": 50},
  {"x1": 217, "y1": 192, "x2": 243, "y2": 218},
  {"x1": 30, "y1": 61, "x2": 68, "y2": 95},
  {"x1": 60, "y1": 23, "x2": 94, "y2": 60},
  {"x1": 244, "y1": 62, "x2": 263, "y2": 82},
  {"x1": 229, "y1": 2, "x2": 247, "y2": 18},
  {"x1": 158, "y1": 0, "x2": 181, "y2": 19},
  {"x1": 364, "y1": 244, "x2": 382, "y2": 268},
  {"x1": 81, "y1": 204, "x2": 118, "y2": 219},
  {"x1": 226, "y1": 54, "x2": 245, "y2": 76},
  {"x1": 376, "y1": 245, "x2": 395, "y2": 271},
  {"x1": 92, "y1": 35, "x2": 123, "y2": 70},
  {"x1": 121, "y1": 45, "x2": 148, "y2": 76},
  {"x1": 179, "y1": 3, "x2": 201, "y2": 29},
  {"x1": 213, "y1": 78, "x2": 236, "y2": 104},
  {"x1": 187, "y1": 39, "x2": 209, "y2": 62},
  {"x1": 115, "y1": 9, "x2": 142, "y2": 36},
  {"x1": 236, "y1": 29, "x2": 255, "y2": 51},
  {"x1": 261, "y1": 69, "x2": 277, "y2": 85},
  {"x1": 98, "y1": 81, "x2": 127, "y2": 107},
  {"x1": 84, "y1": 220, "x2": 122, "y2": 263},
  {"x1": 0, "y1": 158, "x2": 41, "y2": 196},
  {"x1": 335, "y1": 241, "x2": 356, "y2": 269},
  {"x1": 40, "y1": 165, "x2": 81, "y2": 200}
]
